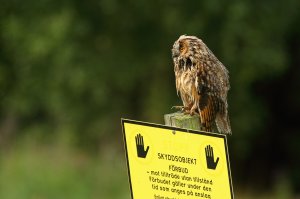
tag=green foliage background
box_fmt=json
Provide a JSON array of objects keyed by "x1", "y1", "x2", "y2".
[{"x1": 1, "y1": 0, "x2": 300, "y2": 198}]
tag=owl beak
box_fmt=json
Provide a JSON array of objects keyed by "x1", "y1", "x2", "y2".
[{"x1": 172, "y1": 49, "x2": 180, "y2": 58}]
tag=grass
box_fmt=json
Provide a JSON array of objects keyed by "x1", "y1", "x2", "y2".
[{"x1": 0, "y1": 139, "x2": 130, "y2": 199}]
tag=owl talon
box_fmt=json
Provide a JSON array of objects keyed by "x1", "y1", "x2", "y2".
[
  {"x1": 189, "y1": 106, "x2": 198, "y2": 116},
  {"x1": 190, "y1": 111, "x2": 199, "y2": 116},
  {"x1": 171, "y1": 106, "x2": 188, "y2": 111},
  {"x1": 183, "y1": 110, "x2": 190, "y2": 115},
  {"x1": 189, "y1": 109, "x2": 199, "y2": 116}
]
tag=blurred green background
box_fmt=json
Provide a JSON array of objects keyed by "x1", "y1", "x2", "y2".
[{"x1": 1, "y1": 0, "x2": 300, "y2": 198}]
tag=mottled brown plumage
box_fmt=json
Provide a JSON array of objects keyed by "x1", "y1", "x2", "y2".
[{"x1": 172, "y1": 35, "x2": 231, "y2": 134}]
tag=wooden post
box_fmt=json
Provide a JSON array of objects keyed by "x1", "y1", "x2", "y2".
[{"x1": 164, "y1": 112, "x2": 201, "y2": 131}]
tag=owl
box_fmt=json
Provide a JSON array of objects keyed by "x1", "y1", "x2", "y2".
[{"x1": 172, "y1": 35, "x2": 231, "y2": 134}]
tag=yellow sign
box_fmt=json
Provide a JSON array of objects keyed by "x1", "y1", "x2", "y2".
[{"x1": 122, "y1": 119, "x2": 234, "y2": 199}]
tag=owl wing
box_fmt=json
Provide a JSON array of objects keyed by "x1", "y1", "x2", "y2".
[
  {"x1": 198, "y1": 94, "x2": 218, "y2": 132},
  {"x1": 196, "y1": 60, "x2": 224, "y2": 132}
]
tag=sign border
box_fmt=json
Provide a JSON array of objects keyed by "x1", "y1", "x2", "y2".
[{"x1": 121, "y1": 118, "x2": 234, "y2": 199}]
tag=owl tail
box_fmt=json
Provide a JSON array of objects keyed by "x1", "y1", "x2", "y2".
[{"x1": 215, "y1": 111, "x2": 232, "y2": 135}]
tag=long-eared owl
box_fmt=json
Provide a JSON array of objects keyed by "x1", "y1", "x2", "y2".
[{"x1": 172, "y1": 35, "x2": 231, "y2": 134}]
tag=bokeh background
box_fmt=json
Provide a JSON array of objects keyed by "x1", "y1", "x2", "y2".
[{"x1": 1, "y1": 0, "x2": 300, "y2": 198}]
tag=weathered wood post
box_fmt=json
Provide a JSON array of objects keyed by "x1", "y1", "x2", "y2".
[{"x1": 164, "y1": 112, "x2": 201, "y2": 131}]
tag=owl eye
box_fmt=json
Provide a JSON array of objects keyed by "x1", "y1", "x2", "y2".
[{"x1": 179, "y1": 43, "x2": 184, "y2": 52}]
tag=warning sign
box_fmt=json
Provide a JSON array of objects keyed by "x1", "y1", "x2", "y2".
[{"x1": 122, "y1": 119, "x2": 234, "y2": 199}]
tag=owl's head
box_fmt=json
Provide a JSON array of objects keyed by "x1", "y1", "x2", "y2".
[
  {"x1": 172, "y1": 35, "x2": 204, "y2": 70},
  {"x1": 172, "y1": 35, "x2": 203, "y2": 58}
]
